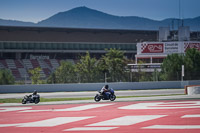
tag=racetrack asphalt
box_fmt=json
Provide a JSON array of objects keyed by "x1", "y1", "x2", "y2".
[
  {"x1": 1, "y1": 100, "x2": 200, "y2": 133},
  {"x1": 0, "y1": 89, "x2": 184, "y2": 99},
  {"x1": 0, "y1": 89, "x2": 199, "y2": 106}
]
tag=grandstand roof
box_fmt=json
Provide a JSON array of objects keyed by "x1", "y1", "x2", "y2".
[{"x1": 0, "y1": 26, "x2": 158, "y2": 43}]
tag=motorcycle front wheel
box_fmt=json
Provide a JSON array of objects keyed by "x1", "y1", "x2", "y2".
[
  {"x1": 94, "y1": 95, "x2": 101, "y2": 102},
  {"x1": 110, "y1": 95, "x2": 116, "y2": 101},
  {"x1": 34, "y1": 98, "x2": 40, "y2": 104}
]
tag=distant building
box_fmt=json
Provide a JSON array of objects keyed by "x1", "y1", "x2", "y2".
[
  {"x1": 0, "y1": 26, "x2": 199, "y2": 80},
  {"x1": 129, "y1": 26, "x2": 200, "y2": 72},
  {"x1": 0, "y1": 26, "x2": 157, "y2": 80}
]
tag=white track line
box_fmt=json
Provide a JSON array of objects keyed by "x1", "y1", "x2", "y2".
[
  {"x1": 143, "y1": 125, "x2": 200, "y2": 129},
  {"x1": 65, "y1": 127, "x2": 118, "y2": 131},
  {"x1": 119, "y1": 101, "x2": 200, "y2": 110},
  {"x1": 87, "y1": 115, "x2": 166, "y2": 126},
  {"x1": 182, "y1": 114, "x2": 200, "y2": 118},
  {"x1": 0, "y1": 107, "x2": 32, "y2": 112},
  {"x1": 0, "y1": 117, "x2": 94, "y2": 127}
]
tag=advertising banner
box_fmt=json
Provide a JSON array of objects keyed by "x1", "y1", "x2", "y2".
[
  {"x1": 141, "y1": 43, "x2": 164, "y2": 53},
  {"x1": 164, "y1": 42, "x2": 180, "y2": 54},
  {"x1": 184, "y1": 42, "x2": 200, "y2": 52},
  {"x1": 138, "y1": 41, "x2": 200, "y2": 55}
]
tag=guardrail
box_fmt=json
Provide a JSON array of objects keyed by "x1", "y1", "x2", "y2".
[{"x1": 0, "y1": 80, "x2": 200, "y2": 93}]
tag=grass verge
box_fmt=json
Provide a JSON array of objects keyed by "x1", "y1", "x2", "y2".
[{"x1": 0, "y1": 94, "x2": 184, "y2": 103}]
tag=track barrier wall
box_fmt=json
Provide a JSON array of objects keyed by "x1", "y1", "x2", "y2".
[
  {"x1": 0, "y1": 80, "x2": 200, "y2": 93},
  {"x1": 185, "y1": 85, "x2": 200, "y2": 95}
]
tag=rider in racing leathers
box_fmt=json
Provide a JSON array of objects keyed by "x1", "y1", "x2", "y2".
[
  {"x1": 100, "y1": 85, "x2": 110, "y2": 99},
  {"x1": 32, "y1": 90, "x2": 38, "y2": 101}
]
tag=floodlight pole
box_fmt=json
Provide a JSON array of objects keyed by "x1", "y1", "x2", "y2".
[
  {"x1": 105, "y1": 72, "x2": 107, "y2": 83},
  {"x1": 181, "y1": 65, "x2": 184, "y2": 81}
]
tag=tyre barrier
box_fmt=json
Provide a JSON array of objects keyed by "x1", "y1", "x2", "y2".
[{"x1": 185, "y1": 85, "x2": 200, "y2": 95}]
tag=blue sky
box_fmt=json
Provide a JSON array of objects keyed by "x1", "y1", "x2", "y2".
[{"x1": 0, "y1": 0, "x2": 199, "y2": 23}]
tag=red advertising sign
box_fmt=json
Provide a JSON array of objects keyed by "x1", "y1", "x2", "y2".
[
  {"x1": 184, "y1": 42, "x2": 200, "y2": 52},
  {"x1": 141, "y1": 43, "x2": 164, "y2": 53}
]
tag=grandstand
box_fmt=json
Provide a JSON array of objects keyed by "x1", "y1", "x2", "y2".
[
  {"x1": 0, "y1": 26, "x2": 199, "y2": 81},
  {"x1": 0, "y1": 26, "x2": 157, "y2": 81}
]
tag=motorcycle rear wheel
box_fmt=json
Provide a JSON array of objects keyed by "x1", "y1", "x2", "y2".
[
  {"x1": 22, "y1": 99, "x2": 26, "y2": 104},
  {"x1": 94, "y1": 95, "x2": 101, "y2": 102}
]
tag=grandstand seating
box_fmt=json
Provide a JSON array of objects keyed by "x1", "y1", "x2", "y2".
[
  {"x1": 0, "y1": 59, "x2": 70, "y2": 81},
  {"x1": 50, "y1": 59, "x2": 60, "y2": 69},
  {"x1": 22, "y1": 59, "x2": 33, "y2": 69},
  {"x1": 6, "y1": 59, "x2": 16, "y2": 68},
  {"x1": 44, "y1": 59, "x2": 53, "y2": 68},
  {"x1": 0, "y1": 61, "x2": 5, "y2": 69},
  {"x1": 30, "y1": 59, "x2": 40, "y2": 68},
  {"x1": 14, "y1": 60, "x2": 24, "y2": 68},
  {"x1": 10, "y1": 68, "x2": 21, "y2": 79},
  {"x1": 0, "y1": 60, "x2": 8, "y2": 68},
  {"x1": 18, "y1": 68, "x2": 28, "y2": 78}
]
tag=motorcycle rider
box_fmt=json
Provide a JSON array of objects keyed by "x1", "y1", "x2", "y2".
[
  {"x1": 94, "y1": 84, "x2": 116, "y2": 102},
  {"x1": 100, "y1": 85, "x2": 110, "y2": 99},
  {"x1": 32, "y1": 90, "x2": 38, "y2": 101}
]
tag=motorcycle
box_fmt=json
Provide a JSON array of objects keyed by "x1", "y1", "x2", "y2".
[
  {"x1": 94, "y1": 88, "x2": 116, "y2": 102},
  {"x1": 22, "y1": 94, "x2": 40, "y2": 104}
]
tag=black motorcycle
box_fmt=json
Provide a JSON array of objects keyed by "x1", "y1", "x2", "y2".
[
  {"x1": 94, "y1": 88, "x2": 116, "y2": 102},
  {"x1": 22, "y1": 94, "x2": 40, "y2": 104}
]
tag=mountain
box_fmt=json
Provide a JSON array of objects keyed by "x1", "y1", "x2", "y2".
[
  {"x1": 0, "y1": 6, "x2": 199, "y2": 31},
  {"x1": 37, "y1": 7, "x2": 163, "y2": 30},
  {"x1": 0, "y1": 19, "x2": 35, "y2": 26}
]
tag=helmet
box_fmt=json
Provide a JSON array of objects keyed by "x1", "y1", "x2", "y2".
[
  {"x1": 33, "y1": 90, "x2": 37, "y2": 95},
  {"x1": 105, "y1": 85, "x2": 109, "y2": 89}
]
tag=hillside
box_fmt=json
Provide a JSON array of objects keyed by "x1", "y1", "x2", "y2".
[{"x1": 0, "y1": 6, "x2": 199, "y2": 31}]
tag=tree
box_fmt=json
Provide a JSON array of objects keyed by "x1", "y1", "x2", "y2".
[
  {"x1": 137, "y1": 61, "x2": 152, "y2": 82},
  {"x1": 100, "y1": 49, "x2": 127, "y2": 82},
  {"x1": 47, "y1": 49, "x2": 131, "y2": 83},
  {"x1": 75, "y1": 52, "x2": 98, "y2": 83},
  {"x1": 161, "y1": 53, "x2": 184, "y2": 81},
  {"x1": 0, "y1": 69, "x2": 15, "y2": 85},
  {"x1": 152, "y1": 68, "x2": 160, "y2": 81},
  {"x1": 97, "y1": 55, "x2": 110, "y2": 82},
  {"x1": 54, "y1": 61, "x2": 77, "y2": 83},
  {"x1": 47, "y1": 72, "x2": 56, "y2": 84},
  {"x1": 29, "y1": 67, "x2": 42, "y2": 84},
  {"x1": 184, "y1": 48, "x2": 200, "y2": 80},
  {"x1": 160, "y1": 48, "x2": 200, "y2": 81}
]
